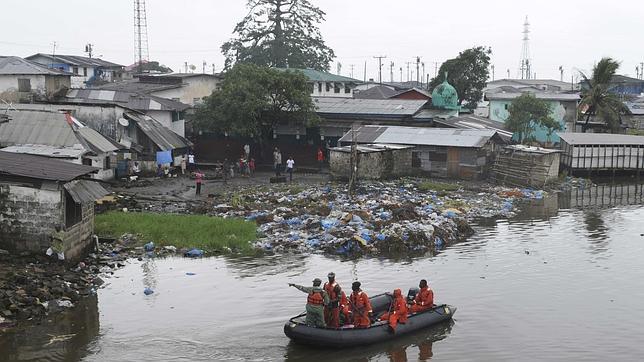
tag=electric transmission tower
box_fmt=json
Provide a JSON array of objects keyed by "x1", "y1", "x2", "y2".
[
  {"x1": 134, "y1": 0, "x2": 150, "y2": 73},
  {"x1": 517, "y1": 16, "x2": 531, "y2": 79}
]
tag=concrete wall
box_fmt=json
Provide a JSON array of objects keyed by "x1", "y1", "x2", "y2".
[
  {"x1": 0, "y1": 182, "x2": 95, "y2": 261},
  {"x1": 151, "y1": 75, "x2": 220, "y2": 105},
  {"x1": 489, "y1": 99, "x2": 577, "y2": 143},
  {"x1": 0, "y1": 74, "x2": 47, "y2": 102},
  {"x1": 311, "y1": 81, "x2": 354, "y2": 98},
  {"x1": 330, "y1": 148, "x2": 412, "y2": 180},
  {"x1": 147, "y1": 110, "x2": 185, "y2": 137},
  {"x1": 0, "y1": 183, "x2": 62, "y2": 253}
]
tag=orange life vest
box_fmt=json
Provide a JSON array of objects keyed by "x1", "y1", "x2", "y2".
[{"x1": 307, "y1": 290, "x2": 324, "y2": 305}]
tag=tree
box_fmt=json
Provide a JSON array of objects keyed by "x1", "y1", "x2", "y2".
[
  {"x1": 505, "y1": 93, "x2": 555, "y2": 144},
  {"x1": 221, "y1": 0, "x2": 335, "y2": 71},
  {"x1": 191, "y1": 63, "x2": 318, "y2": 150},
  {"x1": 139, "y1": 61, "x2": 172, "y2": 73},
  {"x1": 429, "y1": 46, "x2": 491, "y2": 109},
  {"x1": 579, "y1": 57, "x2": 629, "y2": 133}
]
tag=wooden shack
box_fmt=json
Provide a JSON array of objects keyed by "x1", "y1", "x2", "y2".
[
  {"x1": 492, "y1": 145, "x2": 561, "y2": 187},
  {"x1": 329, "y1": 143, "x2": 413, "y2": 180},
  {"x1": 559, "y1": 133, "x2": 644, "y2": 174}
]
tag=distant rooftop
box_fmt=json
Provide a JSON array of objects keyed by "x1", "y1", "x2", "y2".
[
  {"x1": 486, "y1": 92, "x2": 580, "y2": 101},
  {"x1": 313, "y1": 97, "x2": 427, "y2": 117},
  {"x1": 67, "y1": 89, "x2": 191, "y2": 112},
  {"x1": 338, "y1": 125, "x2": 502, "y2": 148},
  {"x1": 558, "y1": 132, "x2": 644, "y2": 146},
  {"x1": 0, "y1": 150, "x2": 98, "y2": 182},
  {"x1": 276, "y1": 68, "x2": 361, "y2": 83},
  {"x1": 353, "y1": 85, "x2": 398, "y2": 100},
  {"x1": 26, "y1": 53, "x2": 123, "y2": 68},
  {"x1": 0, "y1": 56, "x2": 72, "y2": 76}
]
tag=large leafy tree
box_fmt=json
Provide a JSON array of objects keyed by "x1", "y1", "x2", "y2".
[
  {"x1": 506, "y1": 93, "x2": 557, "y2": 144},
  {"x1": 579, "y1": 57, "x2": 629, "y2": 133},
  {"x1": 192, "y1": 63, "x2": 318, "y2": 148},
  {"x1": 429, "y1": 46, "x2": 491, "y2": 109},
  {"x1": 222, "y1": 0, "x2": 335, "y2": 71}
]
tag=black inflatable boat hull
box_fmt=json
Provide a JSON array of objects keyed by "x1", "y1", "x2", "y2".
[{"x1": 284, "y1": 293, "x2": 456, "y2": 347}]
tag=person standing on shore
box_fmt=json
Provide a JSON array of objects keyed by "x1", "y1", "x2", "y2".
[
  {"x1": 188, "y1": 152, "x2": 195, "y2": 171},
  {"x1": 273, "y1": 147, "x2": 282, "y2": 176},
  {"x1": 286, "y1": 156, "x2": 294, "y2": 181},
  {"x1": 194, "y1": 169, "x2": 204, "y2": 195},
  {"x1": 180, "y1": 156, "x2": 187, "y2": 175},
  {"x1": 317, "y1": 147, "x2": 324, "y2": 171}
]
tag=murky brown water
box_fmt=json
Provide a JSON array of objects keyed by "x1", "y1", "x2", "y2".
[{"x1": 2, "y1": 183, "x2": 644, "y2": 361}]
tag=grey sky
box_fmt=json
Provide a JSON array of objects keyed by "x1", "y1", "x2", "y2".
[{"x1": 1, "y1": 0, "x2": 642, "y2": 81}]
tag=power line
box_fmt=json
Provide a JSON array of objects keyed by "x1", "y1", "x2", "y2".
[{"x1": 373, "y1": 55, "x2": 387, "y2": 84}]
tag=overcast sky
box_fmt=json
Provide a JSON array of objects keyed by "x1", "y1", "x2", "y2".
[{"x1": 1, "y1": 0, "x2": 642, "y2": 82}]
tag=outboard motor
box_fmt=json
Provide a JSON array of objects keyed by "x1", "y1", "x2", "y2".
[{"x1": 407, "y1": 287, "x2": 419, "y2": 303}]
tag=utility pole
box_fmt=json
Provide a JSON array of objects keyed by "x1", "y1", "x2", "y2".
[
  {"x1": 640, "y1": 62, "x2": 644, "y2": 79},
  {"x1": 184, "y1": 62, "x2": 188, "y2": 73},
  {"x1": 491, "y1": 64, "x2": 495, "y2": 81},
  {"x1": 212, "y1": 63, "x2": 216, "y2": 75},
  {"x1": 363, "y1": 61, "x2": 367, "y2": 82},
  {"x1": 203, "y1": 61, "x2": 207, "y2": 74},
  {"x1": 389, "y1": 61, "x2": 394, "y2": 83},
  {"x1": 349, "y1": 64, "x2": 355, "y2": 79},
  {"x1": 434, "y1": 62, "x2": 438, "y2": 78},
  {"x1": 507, "y1": 68, "x2": 510, "y2": 78},
  {"x1": 52, "y1": 41, "x2": 57, "y2": 61},
  {"x1": 421, "y1": 62, "x2": 425, "y2": 87},
  {"x1": 84, "y1": 43, "x2": 93, "y2": 58},
  {"x1": 373, "y1": 55, "x2": 387, "y2": 84},
  {"x1": 406, "y1": 62, "x2": 411, "y2": 82},
  {"x1": 415, "y1": 56, "x2": 421, "y2": 85},
  {"x1": 559, "y1": 66, "x2": 564, "y2": 82},
  {"x1": 399, "y1": 67, "x2": 403, "y2": 82}
]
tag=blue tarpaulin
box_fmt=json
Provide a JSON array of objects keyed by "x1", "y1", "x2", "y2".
[{"x1": 156, "y1": 150, "x2": 172, "y2": 165}]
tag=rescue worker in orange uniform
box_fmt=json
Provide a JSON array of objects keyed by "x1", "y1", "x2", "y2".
[
  {"x1": 336, "y1": 285, "x2": 350, "y2": 326},
  {"x1": 323, "y1": 272, "x2": 342, "y2": 327},
  {"x1": 409, "y1": 279, "x2": 434, "y2": 313},
  {"x1": 289, "y1": 278, "x2": 329, "y2": 327},
  {"x1": 379, "y1": 288, "x2": 409, "y2": 332},
  {"x1": 349, "y1": 281, "x2": 373, "y2": 328}
]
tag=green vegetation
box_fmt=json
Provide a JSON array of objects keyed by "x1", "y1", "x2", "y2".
[
  {"x1": 95, "y1": 212, "x2": 257, "y2": 253},
  {"x1": 418, "y1": 181, "x2": 460, "y2": 192},
  {"x1": 506, "y1": 93, "x2": 558, "y2": 144},
  {"x1": 579, "y1": 57, "x2": 629, "y2": 133}
]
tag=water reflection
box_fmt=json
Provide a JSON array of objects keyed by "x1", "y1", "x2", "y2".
[
  {"x1": 225, "y1": 253, "x2": 309, "y2": 278},
  {"x1": 559, "y1": 182, "x2": 644, "y2": 209},
  {"x1": 0, "y1": 296, "x2": 99, "y2": 362},
  {"x1": 283, "y1": 320, "x2": 454, "y2": 361}
]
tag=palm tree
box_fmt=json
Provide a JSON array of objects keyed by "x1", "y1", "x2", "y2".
[{"x1": 579, "y1": 58, "x2": 629, "y2": 133}]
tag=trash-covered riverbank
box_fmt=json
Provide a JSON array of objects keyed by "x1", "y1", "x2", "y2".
[{"x1": 210, "y1": 179, "x2": 548, "y2": 256}]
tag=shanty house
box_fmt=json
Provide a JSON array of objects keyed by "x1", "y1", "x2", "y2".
[
  {"x1": 0, "y1": 56, "x2": 71, "y2": 103},
  {"x1": 276, "y1": 68, "x2": 360, "y2": 98},
  {"x1": 559, "y1": 133, "x2": 644, "y2": 174},
  {"x1": 0, "y1": 151, "x2": 108, "y2": 261},
  {"x1": 338, "y1": 125, "x2": 506, "y2": 179},
  {"x1": 26, "y1": 53, "x2": 124, "y2": 88},
  {"x1": 492, "y1": 145, "x2": 561, "y2": 187},
  {"x1": 0, "y1": 109, "x2": 121, "y2": 180},
  {"x1": 329, "y1": 144, "x2": 413, "y2": 180}
]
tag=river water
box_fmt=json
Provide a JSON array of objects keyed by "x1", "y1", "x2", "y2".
[{"x1": 2, "y1": 183, "x2": 644, "y2": 361}]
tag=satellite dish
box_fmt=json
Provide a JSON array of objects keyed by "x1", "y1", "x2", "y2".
[{"x1": 118, "y1": 118, "x2": 129, "y2": 127}]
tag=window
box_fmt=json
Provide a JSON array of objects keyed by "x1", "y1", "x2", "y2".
[
  {"x1": 318, "y1": 82, "x2": 322, "y2": 92},
  {"x1": 83, "y1": 67, "x2": 87, "y2": 76},
  {"x1": 172, "y1": 111, "x2": 185, "y2": 122},
  {"x1": 326, "y1": 82, "x2": 331, "y2": 92},
  {"x1": 504, "y1": 104, "x2": 509, "y2": 110},
  {"x1": 104, "y1": 156, "x2": 111, "y2": 169},
  {"x1": 65, "y1": 192, "x2": 82, "y2": 227},
  {"x1": 82, "y1": 158, "x2": 92, "y2": 166},
  {"x1": 334, "y1": 83, "x2": 341, "y2": 93},
  {"x1": 309, "y1": 83, "x2": 315, "y2": 94},
  {"x1": 17, "y1": 78, "x2": 31, "y2": 92},
  {"x1": 73, "y1": 66, "x2": 79, "y2": 75},
  {"x1": 344, "y1": 84, "x2": 351, "y2": 94}
]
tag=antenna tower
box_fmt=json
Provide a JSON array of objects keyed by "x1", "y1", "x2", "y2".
[
  {"x1": 134, "y1": 0, "x2": 150, "y2": 73},
  {"x1": 517, "y1": 16, "x2": 531, "y2": 79}
]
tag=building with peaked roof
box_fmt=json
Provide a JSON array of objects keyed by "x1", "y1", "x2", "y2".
[
  {"x1": 0, "y1": 56, "x2": 71, "y2": 103},
  {"x1": 92, "y1": 73, "x2": 222, "y2": 106},
  {"x1": 26, "y1": 53, "x2": 124, "y2": 88},
  {"x1": 0, "y1": 151, "x2": 108, "y2": 261},
  {"x1": 337, "y1": 125, "x2": 506, "y2": 179},
  {"x1": 558, "y1": 132, "x2": 644, "y2": 174},
  {"x1": 329, "y1": 143, "x2": 414, "y2": 180},
  {"x1": 276, "y1": 68, "x2": 361, "y2": 98},
  {"x1": 353, "y1": 84, "x2": 399, "y2": 99},
  {"x1": 390, "y1": 87, "x2": 432, "y2": 101},
  {"x1": 486, "y1": 78, "x2": 579, "y2": 93},
  {"x1": 0, "y1": 109, "x2": 121, "y2": 180}
]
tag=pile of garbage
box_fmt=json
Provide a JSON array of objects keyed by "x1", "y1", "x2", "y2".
[{"x1": 211, "y1": 180, "x2": 548, "y2": 256}]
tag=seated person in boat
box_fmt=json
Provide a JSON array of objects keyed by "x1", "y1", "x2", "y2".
[
  {"x1": 335, "y1": 284, "x2": 351, "y2": 327},
  {"x1": 409, "y1": 279, "x2": 434, "y2": 313},
  {"x1": 323, "y1": 272, "x2": 343, "y2": 327},
  {"x1": 289, "y1": 278, "x2": 330, "y2": 328},
  {"x1": 349, "y1": 281, "x2": 373, "y2": 328},
  {"x1": 380, "y1": 288, "x2": 408, "y2": 332}
]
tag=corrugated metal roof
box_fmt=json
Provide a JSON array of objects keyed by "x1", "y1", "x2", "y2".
[
  {"x1": 0, "y1": 151, "x2": 98, "y2": 181},
  {"x1": 505, "y1": 145, "x2": 561, "y2": 154},
  {"x1": 331, "y1": 143, "x2": 414, "y2": 153},
  {"x1": 0, "y1": 110, "x2": 82, "y2": 147},
  {"x1": 77, "y1": 127, "x2": 120, "y2": 153},
  {"x1": 124, "y1": 112, "x2": 191, "y2": 151},
  {"x1": 63, "y1": 179, "x2": 109, "y2": 203},
  {"x1": 275, "y1": 68, "x2": 360, "y2": 83},
  {"x1": 314, "y1": 97, "x2": 427, "y2": 116},
  {"x1": 558, "y1": 132, "x2": 644, "y2": 146},
  {"x1": 433, "y1": 114, "x2": 514, "y2": 139},
  {"x1": 339, "y1": 125, "x2": 499, "y2": 148},
  {"x1": 354, "y1": 85, "x2": 398, "y2": 100},
  {"x1": 26, "y1": 53, "x2": 123, "y2": 68},
  {"x1": 0, "y1": 56, "x2": 72, "y2": 76},
  {"x1": 1, "y1": 145, "x2": 87, "y2": 158},
  {"x1": 91, "y1": 80, "x2": 183, "y2": 93},
  {"x1": 67, "y1": 89, "x2": 190, "y2": 112}
]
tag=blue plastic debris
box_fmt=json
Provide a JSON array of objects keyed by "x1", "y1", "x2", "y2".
[
  {"x1": 321, "y1": 219, "x2": 338, "y2": 230},
  {"x1": 434, "y1": 237, "x2": 444, "y2": 247},
  {"x1": 144, "y1": 242, "x2": 155, "y2": 251},
  {"x1": 143, "y1": 287, "x2": 154, "y2": 295},
  {"x1": 288, "y1": 233, "x2": 300, "y2": 241},
  {"x1": 245, "y1": 212, "x2": 267, "y2": 221},
  {"x1": 184, "y1": 248, "x2": 204, "y2": 258},
  {"x1": 379, "y1": 211, "x2": 392, "y2": 220},
  {"x1": 351, "y1": 214, "x2": 363, "y2": 223},
  {"x1": 285, "y1": 217, "x2": 302, "y2": 226},
  {"x1": 359, "y1": 231, "x2": 372, "y2": 243},
  {"x1": 306, "y1": 238, "x2": 320, "y2": 247},
  {"x1": 444, "y1": 210, "x2": 457, "y2": 218},
  {"x1": 376, "y1": 233, "x2": 386, "y2": 241},
  {"x1": 186, "y1": 272, "x2": 196, "y2": 276}
]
